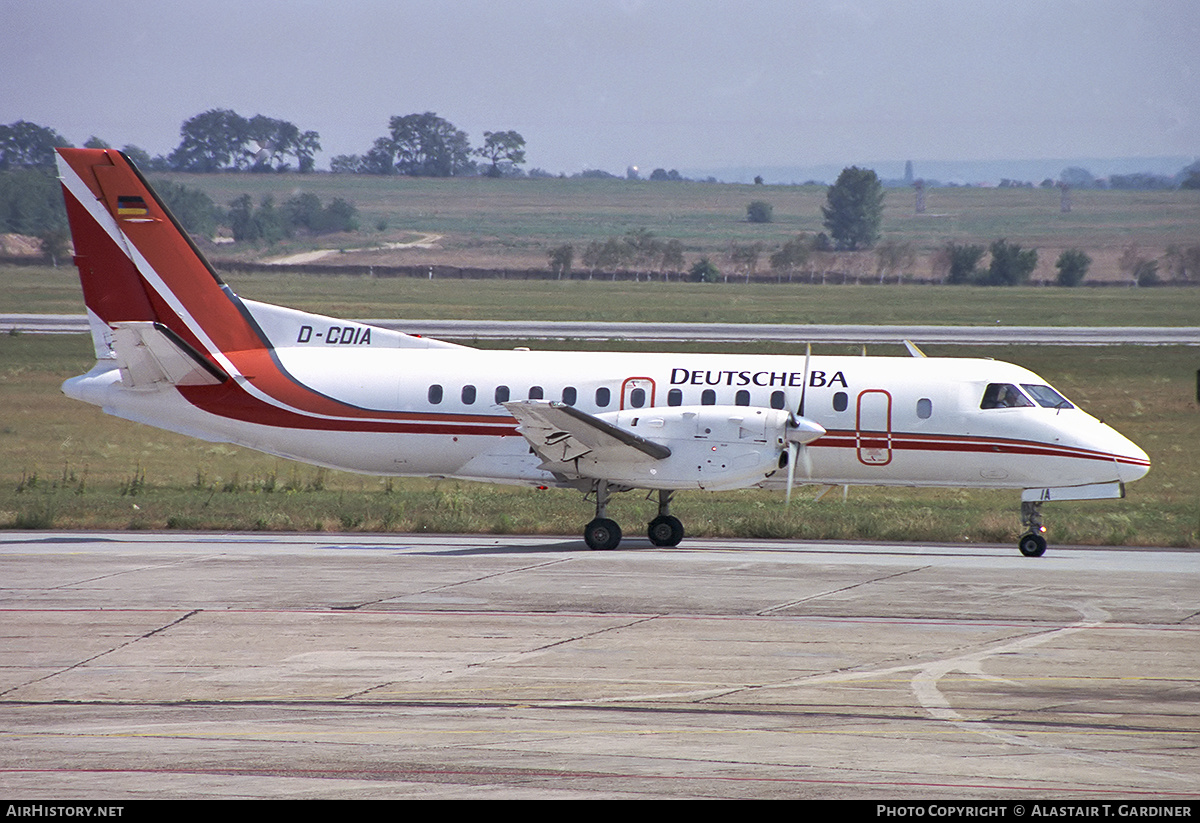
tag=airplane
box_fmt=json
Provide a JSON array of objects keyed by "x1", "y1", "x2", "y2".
[{"x1": 55, "y1": 147, "x2": 1150, "y2": 556}]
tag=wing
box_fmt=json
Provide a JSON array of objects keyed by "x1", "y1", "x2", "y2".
[{"x1": 504, "y1": 401, "x2": 671, "y2": 470}]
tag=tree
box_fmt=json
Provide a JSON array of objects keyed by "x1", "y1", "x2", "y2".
[
  {"x1": 0, "y1": 168, "x2": 67, "y2": 235},
  {"x1": 937, "y1": 242, "x2": 985, "y2": 284},
  {"x1": 0, "y1": 121, "x2": 72, "y2": 170},
  {"x1": 581, "y1": 237, "x2": 631, "y2": 278},
  {"x1": 729, "y1": 242, "x2": 763, "y2": 281},
  {"x1": 1059, "y1": 166, "x2": 1097, "y2": 189},
  {"x1": 168, "y1": 110, "x2": 319, "y2": 172},
  {"x1": 169, "y1": 109, "x2": 250, "y2": 171},
  {"x1": 280, "y1": 193, "x2": 358, "y2": 235},
  {"x1": 874, "y1": 237, "x2": 916, "y2": 283},
  {"x1": 39, "y1": 227, "x2": 71, "y2": 266},
  {"x1": 547, "y1": 244, "x2": 573, "y2": 279},
  {"x1": 329, "y1": 154, "x2": 365, "y2": 174},
  {"x1": 981, "y1": 239, "x2": 1038, "y2": 286},
  {"x1": 822, "y1": 166, "x2": 884, "y2": 250},
  {"x1": 387, "y1": 112, "x2": 473, "y2": 176},
  {"x1": 475, "y1": 130, "x2": 526, "y2": 177},
  {"x1": 227, "y1": 194, "x2": 258, "y2": 241},
  {"x1": 320, "y1": 198, "x2": 358, "y2": 233},
  {"x1": 1164, "y1": 244, "x2": 1200, "y2": 282},
  {"x1": 1055, "y1": 249, "x2": 1091, "y2": 287},
  {"x1": 623, "y1": 228, "x2": 662, "y2": 279},
  {"x1": 1120, "y1": 243, "x2": 1160, "y2": 286},
  {"x1": 746, "y1": 201, "x2": 773, "y2": 223},
  {"x1": 769, "y1": 234, "x2": 811, "y2": 281},
  {"x1": 689, "y1": 256, "x2": 720, "y2": 283},
  {"x1": 120, "y1": 145, "x2": 155, "y2": 170},
  {"x1": 154, "y1": 180, "x2": 220, "y2": 236},
  {"x1": 659, "y1": 239, "x2": 685, "y2": 276}
]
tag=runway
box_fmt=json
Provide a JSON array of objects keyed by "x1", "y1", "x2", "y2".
[
  {"x1": 4, "y1": 313, "x2": 1199, "y2": 344},
  {"x1": 1, "y1": 532, "x2": 1197, "y2": 799}
]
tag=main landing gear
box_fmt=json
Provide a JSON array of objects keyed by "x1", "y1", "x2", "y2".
[
  {"x1": 648, "y1": 490, "x2": 685, "y2": 548},
  {"x1": 583, "y1": 485, "x2": 684, "y2": 550},
  {"x1": 1018, "y1": 501, "x2": 1048, "y2": 557}
]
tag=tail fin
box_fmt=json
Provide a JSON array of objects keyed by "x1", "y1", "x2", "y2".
[{"x1": 57, "y1": 148, "x2": 262, "y2": 363}]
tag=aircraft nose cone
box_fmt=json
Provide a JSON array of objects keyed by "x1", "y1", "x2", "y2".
[{"x1": 1116, "y1": 439, "x2": 1151, "y2": 484}]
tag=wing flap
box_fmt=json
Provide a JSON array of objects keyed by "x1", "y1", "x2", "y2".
[{"x1": 504, "y1": 400, "x2": 671, "y2": 469}]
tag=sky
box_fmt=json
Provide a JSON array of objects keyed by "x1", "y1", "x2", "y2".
[{"x1": 2, "y1": 0, "x2": 1197, "y2": 178}]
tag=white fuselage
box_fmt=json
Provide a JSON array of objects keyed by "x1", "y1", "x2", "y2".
[{"x1": 64, "y1": 339, "x2": 1151, "y2": 495}]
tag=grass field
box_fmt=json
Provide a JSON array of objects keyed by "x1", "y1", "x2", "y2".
[
  {"x1": 2, "y1": 328, "x2": 1195, "y2": 547},
  {"x1": 145, "y1": 171, "x2": 1200, "y2": 280},
  {"x1": 6, "y1": 263, "x2": 1200, "y2": 326}
]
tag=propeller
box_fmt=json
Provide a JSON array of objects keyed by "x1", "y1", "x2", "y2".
[{"x1": 784, "y1": 344, "x2": 825, "y2": 505}]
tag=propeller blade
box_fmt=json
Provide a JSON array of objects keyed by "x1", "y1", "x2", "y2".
[
  {"x1": 785, "y1": 441, "x2": 798, "y2": 505},
  {"x1": 798, "y1": 343, "x2": 811, "y2": 417}
]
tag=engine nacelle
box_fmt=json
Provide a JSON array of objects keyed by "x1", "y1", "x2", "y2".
[{"x1": 587, "y1": 405, "x2": 795, "y2": 490}]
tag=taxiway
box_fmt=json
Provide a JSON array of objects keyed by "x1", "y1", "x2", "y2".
[{"x1": 1, "y1": 532, "x2": 1197, "y2": 799}]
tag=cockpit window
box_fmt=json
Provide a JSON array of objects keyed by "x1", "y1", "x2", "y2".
[
  {"x1": 1021, "y1": 384, "x2": 1074, "y2": 409},
  {"x1": 980, "y1": 383, "x2": 1033, "y2": 409}
]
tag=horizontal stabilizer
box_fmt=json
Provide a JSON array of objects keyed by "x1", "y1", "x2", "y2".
[
  {"x1": 504, "y1": 400, "x2": 671, "y2": 467},
  {"x1": 110, "y1": 321, "x2": 229, "y2": 389}
]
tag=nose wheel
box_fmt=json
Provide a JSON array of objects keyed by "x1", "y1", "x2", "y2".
[{"x1": 1018, "y1": 501, "x2": 1048, "y2": 557}]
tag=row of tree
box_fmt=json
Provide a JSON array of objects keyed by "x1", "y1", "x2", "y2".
[
  {"x1": 330, "y1": 113, "x2": 526, "y2": 177},
  {"x1": 167, "y1": 110, "x2": 321, "y2": 172},
  {"x1": 227, "y1": 193, "x2": 359, "y2": 243},
  {"x1": 544, "y1": 230, "x2": 1200, "y2": 287}
]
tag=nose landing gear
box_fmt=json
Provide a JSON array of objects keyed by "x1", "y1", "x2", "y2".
[{"x1": 1018, "y1": 501, "x2": 1048, "y2": 557}]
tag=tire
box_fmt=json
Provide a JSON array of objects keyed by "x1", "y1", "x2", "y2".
[
  {"x1": 584, "y1": 517, "x2": 622, "y2": 551},
  {"x1": 1018, "y1": 532, "x2": 1047, "y2": 557},
  {"x1": 647, "y1": 515, "x2": 685, "y2": 547}
]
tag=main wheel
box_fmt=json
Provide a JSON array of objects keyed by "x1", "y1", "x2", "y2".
[
  {"x1": 584, "y1": 517, "x2": 622, "y2": 551},
  {"x1": 647, "y1": 515, "x2": 685, "y2": 547},
  {"x1": 1018, "y1": 532, "x2": 1047, "y2": 557}
]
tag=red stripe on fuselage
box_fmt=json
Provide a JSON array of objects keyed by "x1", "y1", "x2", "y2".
[
  {"x1": 812, "y1": 430, "x2": 1148, "y2": 466},
  {"x1": 177, "y1": 377, "x2": 518, "y2": 435}
]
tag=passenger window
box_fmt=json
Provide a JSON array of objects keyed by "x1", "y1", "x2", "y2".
[
  {"x1": 461, "y1": 385, "x2": 476, "y2": 405},
  {"x1": 770, "y1": 390, "x2": 785, "y2": 410},
  {"x1": 981, "y1": 383, "x2": 1033, "y2": 409},
  {"x1": 428, "y1": 384, "x2": 443, "y2": 404},
  {"x1": 833, "y1": 391, "x2": 848, "y2": 412},
  {"x1": 562, "y1": 386, "x2": 577, "y2": 405},
  {"x1": 735, "y1": 390, "x2": 750, "y2": 406},
  {"x1": 629, "y1": 387, "x2": 646, "y2": 408},
  {"x1": 917, "y1": 398, "x2": 932, "y2": 419},
  {"x1": 495, "y1": 385, "x2": 510, "y2": 404},
  {"x1": 667, "y1": 388, "x2": 683, "y2": 406},
  {"x1": 528, "y1": 386, "x2": 544, "y2": 400},
  {"x1": 701, "y1": 389, "x2": 716, "y2": 405},
  {"x1": 595, "y1": 387, "x2": 611, "y2": 407}
]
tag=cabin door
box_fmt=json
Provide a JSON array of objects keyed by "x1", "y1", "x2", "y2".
[
  {"x1": 621, "y1": 377, "x2": 656, "y2": 409},
  {"x1": 856, "y1": 389, "x2": 893, "y2": 466}
]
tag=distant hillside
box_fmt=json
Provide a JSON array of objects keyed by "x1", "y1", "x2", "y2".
[{"x1": 692, "y1": 156, "x2": 1196, "y2": 186}]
